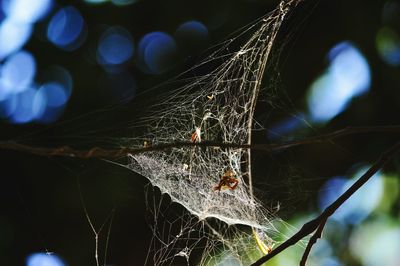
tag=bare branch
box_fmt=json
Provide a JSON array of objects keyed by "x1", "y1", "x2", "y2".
[
  {"x1": 251, "y1": 141, "x2": 400, "y2": 266},
  {"x1": 0, "y1": 125, "x2": 399, "y2": 159}
]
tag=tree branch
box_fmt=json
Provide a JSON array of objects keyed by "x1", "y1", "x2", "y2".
[
  {"x1": 0, "y1": 125, "x2": 399, "y2": 159},
  {"x1": 251, "y1": 141, "x2": 400, "y2": 266}
]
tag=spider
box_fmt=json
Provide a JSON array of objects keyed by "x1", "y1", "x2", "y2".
[
  {"x1": 191, "y1": 127, "x2": 201, "y2": 143},
  {"x1": 213, "y1": 170, "x2": 239, "y2": 191}
]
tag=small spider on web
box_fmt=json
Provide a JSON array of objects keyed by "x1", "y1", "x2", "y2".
[{"x1": 213, "y1": 169, "x2": 239, "y2": 191}]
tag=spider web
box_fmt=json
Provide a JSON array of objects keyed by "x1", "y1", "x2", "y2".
[{"x1": 121, "y1": 1, "x2": 301, "y2": 264}]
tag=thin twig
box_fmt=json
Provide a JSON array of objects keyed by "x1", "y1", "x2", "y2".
[
  {"x1": 299, "y1": 216, "x2": 327, "y2": 266},
  {"x1": 0, "y1": 125, "x2": 399, "y2": 159},
  {"x1": 251, "y1": 141, "x2": 400, "y2": 266}
]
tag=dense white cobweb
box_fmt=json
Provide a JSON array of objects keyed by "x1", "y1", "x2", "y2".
[{"x1": 125, "y1": 1, "x2": 300, "y2": 264}]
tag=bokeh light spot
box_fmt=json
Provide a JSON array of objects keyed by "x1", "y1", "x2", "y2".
[
  {"x1": 47, "y1": 6, "x2": 86, "y2": 50},
  {"x1": 175, "y1": 20, "x2": 208, "y2": 52},
  {"x1": 138, "y1": 32, "x2": 177, "y2": 74},
  {"x1": 329, "y1": 43, "x2": 371, "y2": 97},
  {"x1": 0, "y1": 50, "x2": 36, "y2": 94},
  {"x1": 97, "y1": 26, "x2": 134, "y2": 66},
  {"x1": 9, "y1": 87, "x2": 39, "y2": 123},
  {"x1": 307, "y1": 73, "x2": 348, "y2": 122},
  {"x1": 0, "y1": 18, "x2": 32, "y2": 60},
  {"x1": 376, "y1": 27, "x2": 400, "y2": 65},
  {"x1": 2, "y1": 0, "x2": 52, "y2": 24},
  {"x1": 26, "y1": 253, "x2": 65, "y2": 266},
  {"x1": 318, "y1": 167, "x2": 383, "y2": 225},
  {"x1": 350, "y1": 220, "x2": 400, "y2": 266},
  {"x1": 318, "y1": 177, "x2": 348, "y2": 212},
  {"x1": 32, "y1": 82, "x2": 70, "y2": 124},
  {"x1": 39, "y1": 82, "x2": 69, "y2": 108},
  {"x1": 307, "y1": 42, "x2": 371, "y2": 123}
]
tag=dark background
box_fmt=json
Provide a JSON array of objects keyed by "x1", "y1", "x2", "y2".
[{"x1": 0, "y1": 0, "x2": 399, "y2": 265}]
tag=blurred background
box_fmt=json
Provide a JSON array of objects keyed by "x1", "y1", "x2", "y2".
[{"x1": 0, "y1": 0, "x2": 399, "y2": 265}]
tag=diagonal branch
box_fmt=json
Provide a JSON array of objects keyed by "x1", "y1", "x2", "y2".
[
  {"x1": 0, "y1": 125, "x2": 399, "y2": 159},
  {"x1": 251, "y1": 141, "x2": 400, "y2": 266}
]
